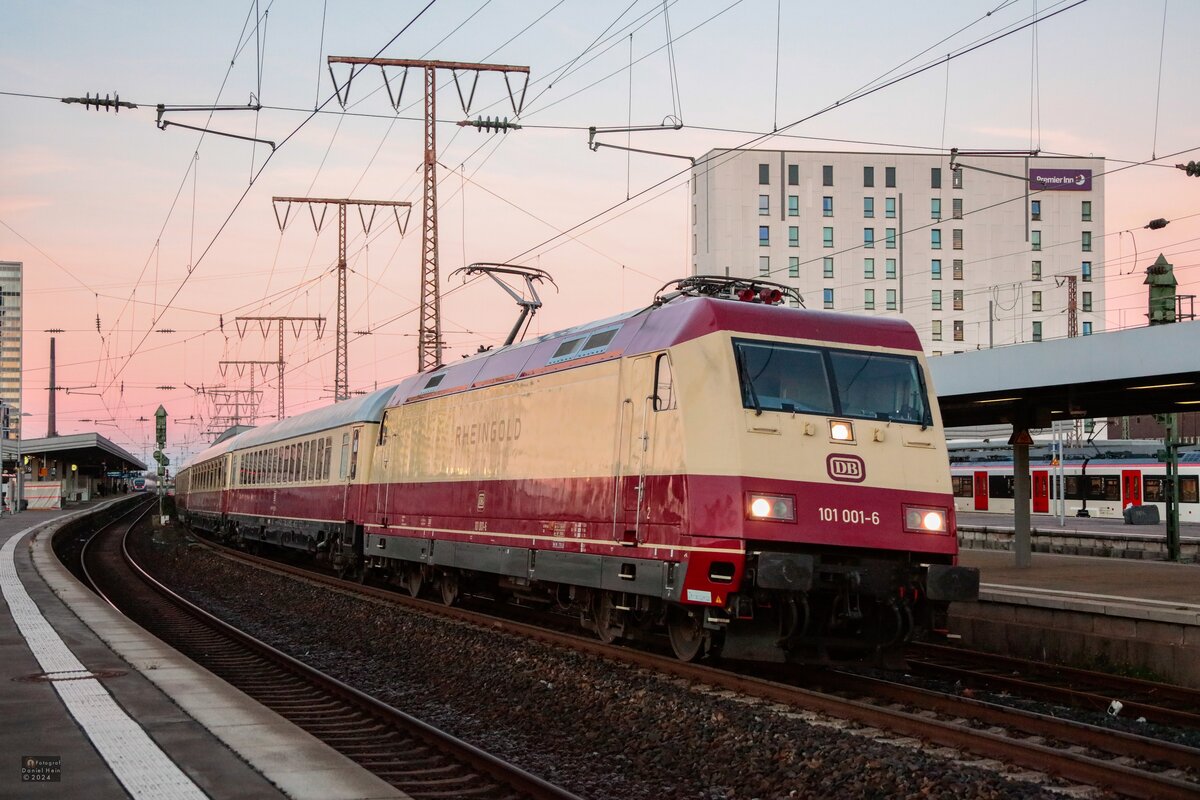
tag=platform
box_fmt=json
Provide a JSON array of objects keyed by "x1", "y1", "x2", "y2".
[
  {"x1": 951, "y1": 547, "x2": 1200, "y2": 687},
  {"x1": 956, "y1": 510, "x2": 1200, "y2": 561},
  {"x1": 0, "y1": 498, "x2": 404, "y2": 799}
]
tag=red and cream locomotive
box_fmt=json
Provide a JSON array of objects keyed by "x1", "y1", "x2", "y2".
[{"x1": 177, "y1": 276, "x2": 978, "y2": 664}]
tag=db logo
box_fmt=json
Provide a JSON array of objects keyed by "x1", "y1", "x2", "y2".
[{"x1": 826, "y1": 453, "x2": 865, "y2": 483}]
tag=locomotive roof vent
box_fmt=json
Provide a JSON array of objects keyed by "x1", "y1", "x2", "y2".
[{"x1": 653, "y1": 275, "x2": 804, "y2": 308}]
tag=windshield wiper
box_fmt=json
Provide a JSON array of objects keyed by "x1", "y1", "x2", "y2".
[{"x1": 735, "y1": 346, "x2": 762, "y2": 416}]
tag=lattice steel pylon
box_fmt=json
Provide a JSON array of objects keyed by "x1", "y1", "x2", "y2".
[
  {"x1": 234, "y1": 316, "x2": 326, "y2": 416},
  {"x1": 271, "y1": 197, "x2": 411, "y2": 401},
  {"x1": 326, "y1": 57, "x2": 530, "y2": 372}
]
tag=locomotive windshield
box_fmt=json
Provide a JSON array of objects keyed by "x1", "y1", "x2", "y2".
[{"x1": 733, "y1": 339, "x2": 931, "y2": 426}]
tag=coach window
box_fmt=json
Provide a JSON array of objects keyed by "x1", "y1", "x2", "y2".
[
  {"x1": 301, "y1": 441, "x2": 311, "y2": 481},
  {"x1": 349, "y1": 428, "x2": 361, "y2": 480},
  {"x1": 653, "y1": 353, "x2": 676, "y2": 411}
]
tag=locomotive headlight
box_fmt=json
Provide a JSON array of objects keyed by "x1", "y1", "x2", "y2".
[
  {"x1": 829, "y1": 420, "x2": 855, "y2": 442},
  {"x1": 904, "y1": 505, "x2": 947, "y2": 533},
  {"x1": 748, "y1": 493, "x2": 795, "y2": 522}
]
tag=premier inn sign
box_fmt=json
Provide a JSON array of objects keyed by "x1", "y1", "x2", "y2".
[{"x1": 1028, "y1": 168, "x2": 1092, "y2": 191}]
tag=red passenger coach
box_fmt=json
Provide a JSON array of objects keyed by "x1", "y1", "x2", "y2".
[{"x1": 177, "y1": 277, "x2": 978, "y2": 665}]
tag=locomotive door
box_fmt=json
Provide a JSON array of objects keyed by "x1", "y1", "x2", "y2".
[
  {"x1": 1031, "y1": 470, "x2": 1049, "y2": 513},
  {"x1": 614, "y1": 355, "x2": 657, "y2": 545},
  {"x1": 1121, "y1": 469, "x2": 1142, "y2": 507},
  {"x1": 972, "y1": 471, "x2": 989, "y2": 511}
]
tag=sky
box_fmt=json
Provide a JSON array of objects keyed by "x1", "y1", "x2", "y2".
[{"x1": 2, "y1": 0, "x2": 1199, "y2": 468}]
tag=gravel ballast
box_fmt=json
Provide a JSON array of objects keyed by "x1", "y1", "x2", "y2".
[{"x1": 131, "y1": 527, "x2": 1072, "y2": 800}]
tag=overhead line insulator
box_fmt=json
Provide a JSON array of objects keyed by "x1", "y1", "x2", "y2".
[{"x1": 457, "y1": 116, "x2": 522, "y2": 133}]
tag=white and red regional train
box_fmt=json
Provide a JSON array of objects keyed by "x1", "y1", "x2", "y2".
[
  {"x1": 949, "y1": 444, "x2": 1200, "y2": 521},
  {"x1": 177, "y1": 277, "x2": 978, "y2": 664}
]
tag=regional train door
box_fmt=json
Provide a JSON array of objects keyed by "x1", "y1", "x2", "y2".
[
  {"x1": 614, "y1": 355, "x2": 658, "y2": 545},
  {"x1": 972, "y1": 471, "x2": 989, "y2": 511},
  {"x1": 1121, "y1": 469, "x2": 1142, "y2": 507},
  {"x1": 1031, "y1": 470, "x2": 1049, "y2": 514}
]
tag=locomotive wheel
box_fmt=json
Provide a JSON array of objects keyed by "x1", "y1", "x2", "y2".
[
  {"x1": 404, "y1": 567, "x2": 423, "y2": 598},
  {"x1": 667, "y1": 605, "x2": 707, "y2": 662},
  {"x1": 439, "y1": 570, "x2": 460, "y2": 606},
  {"x1": 592, "y1": 592, "x2": 624, "y2": 644}
]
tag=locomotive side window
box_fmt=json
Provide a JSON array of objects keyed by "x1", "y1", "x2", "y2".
[
  {"x1": 653, "y1": 353, "x2": 677, "y2": 411},
  {"x1": 732, "y1": 339, "x2": 929, "y2": 425}
]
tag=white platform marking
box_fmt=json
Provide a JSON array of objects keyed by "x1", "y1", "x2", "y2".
[{"x1": 2, "y1": 519, "x2": 207, "y2": 799}]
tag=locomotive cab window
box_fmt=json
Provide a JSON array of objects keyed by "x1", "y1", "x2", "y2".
[
  {"x1": 653, "y1": 353, "x2": 677, "y2": 411},
  {"x1": 733, "y1": 338, "x2": 930, "y2": 425}
]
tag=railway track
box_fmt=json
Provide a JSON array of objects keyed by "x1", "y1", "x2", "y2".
[
  {"x1": 77, "y1": 502, "x2": 580, "y2": 800},
  {"x1": 179, "y1": 531, "x2": 1200, "y2": 799},
  {"x1": 905, "y1": 641, "x2": 1200, "y2": 729}
]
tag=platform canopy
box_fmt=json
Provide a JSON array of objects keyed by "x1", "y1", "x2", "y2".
[
  {"x1": 929, "y1": 320, "x2": 1200, "y2": 429},
  {"x1": 17, "y1": 432, "x2": 146, "y2": 475}
]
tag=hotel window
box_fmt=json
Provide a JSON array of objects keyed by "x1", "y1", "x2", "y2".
[
  {"x1": 823, "y1": 257, "x2": 834, "y2": 278},
  {"x1": 932, "y1": 320, "x2": 943, "y2": 341},
  {"x1": 759, "y1": 163, "x2": 770, "y2": 184},
  {"x1": 1082, "y1": 321, "x2": 1093, "y2": 335},
  {"x1": 1032, "y1": 290, "x2": 1042, "y2": 311},
  {"x1": 1081, "y1": 200, "x2": 1092, "y2": 221},
  {"x1": 822, "y1": 164, "x2": 833, "y2": 186},
  {"x1": 863, "y1": 166, "x2": 874, "y2": 187},
  {"x1": 864, "y1": 197, "x2": 874, "y2": 218},
  {"x1": 953, "y1": 320, "x2": 964, "y2": 341},
  {"x1": 788, "y1": 226, "x2": 799, "y2": 247},
  {"x1": 931, "y1": 259, "x2": 942, "y2": 280},
  {"x1": 886, "y1": 289, "x2": 897, "y2": 310},
  {"x1": 952, "y1": 228, "x2": 963, "y2": 250},
  {"x1": 885, "y1": 258, "x2": 897, "y2": 279},
  {"x1": 1032, "y1": 260, "x2": 1042, "y2": 281},
  {"x1": 788, "y1": 195, "x2": 799, "y2": 216},
  {"x1": 932, "y1": 289, "x2": 942, "y2": 310},
  {"x1": 864, "y1": 227, "x2": 875, "y2": 248},
  {"x1": 1082, "y1": 231, "x2": 1092, "y2": 252},
  {"x1": 788, "y1": 164, "x2": 799, "y2": 185},
  {"x1": 953, "y1": 289, "x2": 963, "y2": 311},
  {"x1": 864, "y1": 289, "x2": 875, "y2": 310},
  {"x1": 885, "y1": 228, "x2": 896, "y2": 249},
  {"x1": 823, "y1": 227, "x2": 833, "y2": 248},
  {"x1": 931, "y1": 229, "x2": 941, "y2": 249},
  {"x1": 885, "y1": 197, "x2": 896, "y2": 218},
  {"x1": 931, "y1": 168, "x2": 942, "y2": 189},
  {"x1": 1082, "y1": 291, "x2": 1093, "y2": 312},
  {"x1": 931, "y1": 198, "x2": 941, "y2": 220},
  {"x1": 953, "y1": 259, "x2": 963, "y2": 280},
  {"x1": 759, "y1": 226, "x2": 769, "y2": 246},
  {"x1": 1032, "y1": 321, "x2": 1042, "y2": 342},
  {"x1": 1082, "y1": 261, "x2": 1092, "y2": 282},
  {"x1": 952, "y1": 197, "x2": 963, "y2": 219},
  {"x1": 885, "y1": 166, "x2": 896, "y2": 188},
  {"x1": 863, "y1": 257, "x2": 875, "y2": 278},
  {"x1": 952, "y1": 168, "x2": 963, "y2": 189},
  {"x1": 789, "y1": 256, "x2": 799, "y2": 278},
  {"x1": 759, "y1": 195, "x2": 770, "y2": 216},
  {"x1": 1031, "y1": 230, "x2": 1041, "y2": 251},
  {"x1": 1031, "y1": 199, "x2": 1041, "y2": 221},
  {"x1": 823, "y1": 288, "x2": 834, "y2": 309},
  {"x1": 823, "y1": 196, "x2": 833, "y2": 217},
  {"x1": 759, "y1": 256, "x2": 770, "y2": 276}
]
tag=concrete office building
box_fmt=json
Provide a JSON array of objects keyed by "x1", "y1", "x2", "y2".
[
  {"x1": 0, "y1": 261, "x2": 20, "y2": 437},
  {"x1": 690, "y1": 150, "x2": 1105, "y2": 354}
]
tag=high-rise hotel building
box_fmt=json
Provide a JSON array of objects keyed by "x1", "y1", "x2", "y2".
[
  {"x1": 690, "y1": 151, "x2": 1105, "y2": 353},
  {"x1": 0, "y1": 261, "x2": 21, "y2": 439}
]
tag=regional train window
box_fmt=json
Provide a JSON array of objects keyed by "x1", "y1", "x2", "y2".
[
  {"x1": 988, "y1": 474, "x2": 1015, "y2": 499},
  {"x1": 951, "y1": 475, "x2": 973, "y2": 497},
  {"x1": 1143, "y1": 476, "x2": 1164, "y2": 502},
  {"x1": 1182, "y1": 476, "x2": 1199, "y2": 503}
]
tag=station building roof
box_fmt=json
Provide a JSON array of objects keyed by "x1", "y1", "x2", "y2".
[
  {"x1": 930, "y1": 320, "x2": 1200, "y2": 428},
  {"x1": 19, "y1": 433, "x2": 146, "y2": 473}
]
